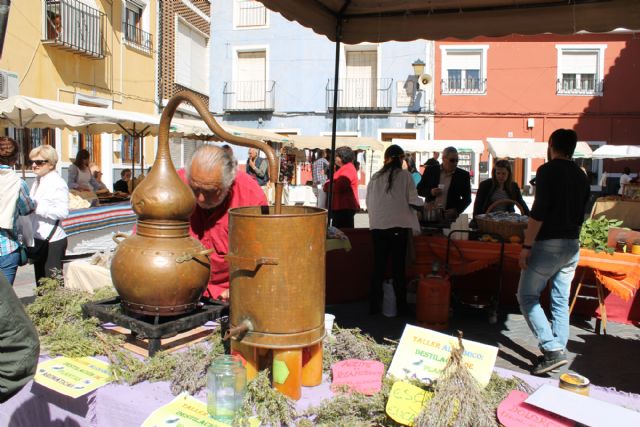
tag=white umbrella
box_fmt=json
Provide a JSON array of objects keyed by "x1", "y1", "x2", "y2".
[
  {"x1": 290, "y1": 135, "x2": 383, "y2": 151},
  {"x1": 170, "y1": 118, "x2": 293, "y2": 144},
  {"x1": 592, "y1": 145, "x2": 640, "y2": 159},
  {"x1": 0, "y1": 95, "x2": 96, "y2": 129}
]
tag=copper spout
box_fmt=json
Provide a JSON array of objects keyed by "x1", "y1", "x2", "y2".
[
  {"x1": 223, "y1": 319, "x2": 253, "y2": 341},
  {"x1": 159, "y1": 91, "x2": 282, "y2": 213}
]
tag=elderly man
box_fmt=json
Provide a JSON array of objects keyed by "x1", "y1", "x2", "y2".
[
  {"x1": 246, "y1": 148, "x2": 269, "y2": 186},
  {"x1": 417, "y1": 146, "x2": 471, "y2": 221},
  {"x1": 178, "y1": 145, "x2": 267, "y2": 300}
]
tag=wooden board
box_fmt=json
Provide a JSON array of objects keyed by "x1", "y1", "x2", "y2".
[{"x1": 104, "y1": 325, "x2": 216, "y2": 357}]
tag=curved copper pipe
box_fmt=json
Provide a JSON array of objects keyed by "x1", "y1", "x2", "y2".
[{"x1": 158, "y1": 91, "x2": 282, "y2": 213}]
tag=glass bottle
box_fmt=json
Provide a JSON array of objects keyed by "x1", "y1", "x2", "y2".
[{"x1": 207, "y1": 355, "x2": 247, "y2": 422}]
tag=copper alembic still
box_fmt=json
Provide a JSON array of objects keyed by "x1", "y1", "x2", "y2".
[{"x1": 108, "y1": 91, "x2": 328, "y2": 399}]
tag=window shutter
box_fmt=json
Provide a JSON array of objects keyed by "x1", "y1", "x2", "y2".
[
  {"x1": 562, "y1": 51, "x2": 598, "y2": 74},
  {"x1": 446, "y1": 51, "x2": 481, "y2": 70}
]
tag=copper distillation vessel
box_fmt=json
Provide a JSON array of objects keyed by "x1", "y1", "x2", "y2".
[{"x1": 110, "y1": 92, "x2": 327, "y2": 399}]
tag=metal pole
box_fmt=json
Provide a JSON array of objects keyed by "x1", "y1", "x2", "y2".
[{"x1": 327, "y1": 18, "x2": 343, "y2": 226}]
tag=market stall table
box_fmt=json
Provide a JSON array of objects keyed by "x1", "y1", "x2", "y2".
[
  {"x1": 2, "y1": 354, "x2": 639, "y2": 427},
  {"x1": 62, "y1": 202, "x2": 136, "y2": 236},
  {"x1": 409, "y1": 235, "x2": 640, "y2": 324},
  {"x1": 590, "y1": 198, "x2": 640, "y2": 230}
]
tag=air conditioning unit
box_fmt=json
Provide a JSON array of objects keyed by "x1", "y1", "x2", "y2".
[{"x1": 0, "y1": 69, "x2": 19, "y2": 99}]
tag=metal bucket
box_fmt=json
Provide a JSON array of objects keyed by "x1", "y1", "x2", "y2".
[{"x1": 227, "y1": 205, "x2": 327, "y2": 349}]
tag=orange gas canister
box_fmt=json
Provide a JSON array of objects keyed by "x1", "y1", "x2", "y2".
[{"x1": 416, "y1": 262, "x2": 451, "y2": 330}]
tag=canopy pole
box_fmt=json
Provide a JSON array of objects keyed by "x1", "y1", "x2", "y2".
[{"x1": 327, "y1": 16, "x2": 344, "y2": 226}]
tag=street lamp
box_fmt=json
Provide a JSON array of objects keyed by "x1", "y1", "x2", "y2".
[{"x1": 412, "y1": 59, "x2": 425, "y2": 76}]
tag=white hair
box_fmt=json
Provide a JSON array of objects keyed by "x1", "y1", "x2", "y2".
[{"x1": 186, "y1": 144, "x2": 237, "y2": 190}]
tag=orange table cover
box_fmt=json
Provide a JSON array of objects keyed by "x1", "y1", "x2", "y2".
[{"x1": 578, "y1": 248, "x2": 640, "y2": 301}]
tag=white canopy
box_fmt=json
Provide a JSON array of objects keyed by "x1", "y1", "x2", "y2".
[
  {"x1": 592, "y1": 145, "x2": 640, "y2": 159},
  {"x1": 487, "y1": 138, "x2": 593, "y2": 159},
  {"x1": 0, "y1": 95, "x2": 97, "y2": 130},
  {"x1": 392, "y1": 139, "x2": 484, "y2": 154},
  {"x1": 170, "y1": 118, "x2": 293, "y2": 144},
  {"x1": 290, "y1": 135, "x2": 384, "y2": 151}
]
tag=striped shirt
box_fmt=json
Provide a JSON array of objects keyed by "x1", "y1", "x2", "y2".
[
  {"x1": 312, "y1": 158, "x2": 329, "y2": 185},
  {"x1": 0, "y1": 167, "x2": 36, "y2": 256}
]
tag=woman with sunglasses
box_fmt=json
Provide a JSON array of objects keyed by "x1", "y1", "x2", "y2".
[
  {"x1": 473, "y1": 159, "x2": 530, "y2": 219},
  {"x1": 29, "y1": 145, "x2": 69, "y2": 283}
]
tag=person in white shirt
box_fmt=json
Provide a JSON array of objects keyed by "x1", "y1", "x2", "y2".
[
  {"x1": 29, "y1": 145, "x2": 69, "y2": 283},
  {"x1": 619, "y1": 167, "x2": 632, "y2": 195},
  {"x1": 366, "y1": 144, "x2": 423, "y2": 316}
]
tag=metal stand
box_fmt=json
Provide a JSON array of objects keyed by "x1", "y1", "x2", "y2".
[
  {"x1": 82, "y1": 297, "x2": 229, "y2": 356},
  {"x1": 444, "y1": 229, "x2": 505, "y2": 324}
]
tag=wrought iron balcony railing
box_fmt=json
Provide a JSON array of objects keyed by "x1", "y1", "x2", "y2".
[
  {"x1": 223, "y1": 81, "x2": 275, "y2": 111},
  {"x1": 122, "y1": 21, "x2": 152, "y2": 54},
  {"x1": 326, "y1": 78, "x2": 393, "y2": 111},
  {"x1": 441, "y1": 78, "x2": 487, "y2": 95},
  {"x1": 43, "y1": 0, "x2": 105, "y2": 58},
  {"x1": 556, "y1": 78, "x2": 604, "y2": 96}
]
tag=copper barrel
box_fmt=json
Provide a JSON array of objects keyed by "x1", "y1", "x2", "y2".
[{"x1": 227, "y1": 206, "x2": 327, "y2": 349}]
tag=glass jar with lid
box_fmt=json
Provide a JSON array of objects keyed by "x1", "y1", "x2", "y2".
[{"x1": 207, "y1": 355, "x2": 247, "y2": 422}]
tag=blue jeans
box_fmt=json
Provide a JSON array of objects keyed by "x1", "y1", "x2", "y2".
[
  {"x1": 0, "y1": 250, "x2": 21, "y2": 286},
  {"x1": 517, "y1": 239, "x2": 580, "y2": 352}
]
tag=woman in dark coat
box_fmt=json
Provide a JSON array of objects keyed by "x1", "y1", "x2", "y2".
[{"x1": 473, "y1": 159, "x2": 530, "y2": 219}]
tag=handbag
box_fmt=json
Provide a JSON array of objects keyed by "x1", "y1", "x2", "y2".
[
  {"x1": 5, "y1": 229, "x2": 29, "y2": 266},
  {"x1": 26, "y1": 220, "x2": 59, "y2": 263}
]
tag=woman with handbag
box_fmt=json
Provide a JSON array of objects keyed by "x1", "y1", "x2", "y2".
[
  {"x1": 0, "y1": 137, "x2": 36, "y2": 285},
  {"x1": 29, "y1": 145, "x2": 69, "y2": 283}
]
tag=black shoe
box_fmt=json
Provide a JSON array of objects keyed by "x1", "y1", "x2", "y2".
[
  {"x1": 535, "y1": 355, "x2": 560, "y2": 373},
  {"x1": 532, "y1": 350, "x2": 568, "y2": 375}
]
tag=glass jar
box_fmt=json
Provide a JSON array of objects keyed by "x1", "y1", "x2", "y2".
[{"x1": 207, "y1": 355, "x2": 247, "y2": 422}]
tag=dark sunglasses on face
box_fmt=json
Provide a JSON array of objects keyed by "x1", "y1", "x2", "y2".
[
  {"x1": 447, "y1": 157, "x2": 459, "y2": 163},
  {"x1": 31, "y1": 160, "x2": 49, "y2": 166}
]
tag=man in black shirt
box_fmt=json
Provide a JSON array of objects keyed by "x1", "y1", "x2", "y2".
[
  {"x1": 114, "y1": 169, "x2": 132, "y2": 194},
  {"x1": 517, "y1": 129, "x2": 590, "y2": 375}
]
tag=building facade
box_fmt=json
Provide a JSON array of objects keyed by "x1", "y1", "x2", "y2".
[{"x1": 0, "y1": 0, "x2": 157, "y2": 188}]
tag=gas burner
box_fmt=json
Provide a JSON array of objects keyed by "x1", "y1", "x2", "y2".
[{"x1": 82, "y1": 297, "x2": 228, "y2": 356}]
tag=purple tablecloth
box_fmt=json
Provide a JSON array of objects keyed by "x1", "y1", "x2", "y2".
[{"x1": 1, "y1": 356, "x2": 639, "y2": 426}]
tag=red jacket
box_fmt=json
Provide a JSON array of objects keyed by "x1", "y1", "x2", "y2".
[
  {"x1": 178, "y1": 169, "x2": 267, "y2": 298},
  {"x1": 324, "y1": 162, "x2": 360, "y2": 211}
]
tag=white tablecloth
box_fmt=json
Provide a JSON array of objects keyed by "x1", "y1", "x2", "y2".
[
  {"x1": 64, "y1": 261, "x2": 114, "y2": 293},
  {"x1": 287, "y1": 185, "x2": 317, "y2": 206}
]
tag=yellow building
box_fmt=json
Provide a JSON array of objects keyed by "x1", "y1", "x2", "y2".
[{"x1": 0, "y1": 0, "x2": 157, "y2": 189}]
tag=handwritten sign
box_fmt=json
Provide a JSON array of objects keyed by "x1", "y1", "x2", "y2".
[
  {"x1": 331, "y1": 359, "x2": 385, "y2": 395},
  {"x1": 385, "y1": 381, "x2": 430, "y2": 426},
  {"x1": 387, "y1": 324, "x2": 498, "y2": 387},
  {"x1": 498, "y1": 390, "x2": 574, "y2": 427},
  {"x1": 141, "y1": 394, "x2": 260, "y2": 427},
  {"x1": 34, "y1": 357, "x2": 112, "y2": 398}
]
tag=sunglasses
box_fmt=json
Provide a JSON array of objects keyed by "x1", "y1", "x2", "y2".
[
  {"x1": 31, "y1": 160, "x2": 49, "y2": 166},
  {"x1": 447, "y1": 157, "x2": 459, "y2": 163}
]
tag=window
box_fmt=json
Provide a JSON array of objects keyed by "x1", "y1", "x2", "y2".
[
  {"x1": 175, "y1": 18, "x2": 209, "y2": 95},
  {"x1": 121, "y1": 135, "x2": 141, "y2": 163},
  {"x1": 556, "y1": 45, "x2": 606, "y2": 96},
  {"x1": 6, "y1": 128, "x2": 55, "y2": 170},
  {"x1": 234, "y1": 0, "x2": 267, "y2": 29},
  {"x1": 44, "y1": 0, "x2": 104, "y2": 58},
  {"x1": 440, "y1": 45, "x2": 488, "y2": 95}
]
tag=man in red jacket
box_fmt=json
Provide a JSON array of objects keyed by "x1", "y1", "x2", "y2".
[{"x1": 178, "y1": 145, "x2": 267, "y2": 300}]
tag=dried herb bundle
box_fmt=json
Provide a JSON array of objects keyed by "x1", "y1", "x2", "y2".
[
  {"x1": 324, "y1": 326, "x2": 396, "y2": 373},
  {"x1": 414, "y1": 332, "x2": 497, "y2": 427},
  {"x1": 301, "y1": 378, "x2": 399, "y2": 427},
  {"x1": 233, "y1": 370, "x2": 296, "y2": 427},
  {"x1": 482, "y1": 372, "x2": 534, "y2": 412},
  {"x1": 169, "y1": 336, "x2": 224, "y2": 395}
]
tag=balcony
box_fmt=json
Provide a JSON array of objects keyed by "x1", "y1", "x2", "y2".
[
  {"x1": 326, "y1": 78, "x2": 392, "y2": 112},
  {"x1": 43, "y1": 0, "x2": 105, "y2": 58},
  {"x1": 122, "y1": 21, "x2": 152, "y2": 54},
  {"x1": 441, "y1": 78, "x2": 487, "y2": 95},
  {"x1": 556, "y1": 78, "x2": 603, "y2": 96},
  {"x1": 223, "y1": 81, "x2": 275, "y2": 112}
]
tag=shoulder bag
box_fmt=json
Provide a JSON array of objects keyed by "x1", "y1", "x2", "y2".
[{"x1": 26, "y1": 220, "x2": 60, "y2": 263}]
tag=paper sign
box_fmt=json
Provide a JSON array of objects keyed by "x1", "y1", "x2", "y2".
[
  {"x1": 387, "y1": 324, "x2": 498, "y2": 387},
  {"x1": 385, "y1": 381, "x2": 429, "y2": 426},
  {"x1": 497, "y1": 390, "x2": 574, "y2": 427},
  {"x1": 34, "y1": 357, "x2": 112, "y2": 398},
  {"x1": 142, "y1": 394, "x2": 230, "y2": 427},
  {"x1": 526, "y1": 385, "x2": 640, "y2": 427},
  {"x1": 331, "y1": 359, "x2": 385, "y2": 395}
]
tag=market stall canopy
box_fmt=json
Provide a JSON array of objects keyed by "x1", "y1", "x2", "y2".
[
  {"x1": 83, "y1": 109, "x2": 160, "y2": 137},
  {"x1": 592, "y1": 144, "x2": 640, "y2": 159},
  {"x1": 487, "y1": 138, "x2": 593, "y2": 159},
  {"x1": 257, "y1": 0, "x2": 640, "y2": 44},
  {"x1": 393, "y1": 139, "x2": 484, "y2": 154},
  {"x1": 290, "y1": 135, "x2": 383, "y2": 151},
  {"x1": 170, "y1": 118, "x2": 293, "y2": 144},
  {"x1": 0, "y1": 95, "x2": 96, "y2": 129}
]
